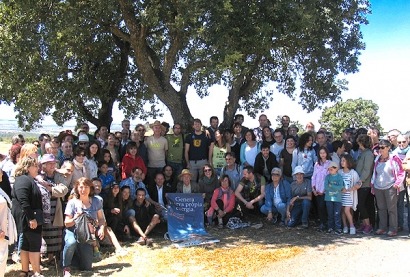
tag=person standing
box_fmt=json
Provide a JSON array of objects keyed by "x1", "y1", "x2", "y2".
[
  {"x1": 185, "y1": 119, "x2": 211, "y2": 183},
  {"x1": 371, "y1": 139, "x2": 405, "y2": 237},
  {"x1": 145, "y1": 121, "x2": 168, "y2": 187},
  {"x1": 11, "y1": 157, "x2": 43, "y2": 277},
  {"x1": 166, "y1": 123, "x2": 185, "y2": 176}
]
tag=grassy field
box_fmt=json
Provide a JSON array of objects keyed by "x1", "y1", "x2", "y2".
[{"x1": 0, "y1": 141, "x2": 10, "y2": 155}]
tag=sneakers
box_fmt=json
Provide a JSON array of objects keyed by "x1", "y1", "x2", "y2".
[
  {"x1": 272, "y1": 213, "x2": 278, "y2": 224},
  {"x1": 145, "y1": 238, "x2": 154, "y2": 247},
  {"x1": 326, "y1": 228, "x2": 334, "y2": 234},
  {"x1": 387, "y1": 230, "x2": 397, "y2": 237},
  {"x1": 375, "y1": 229, "x2": 387, "y2": 235},
  {"x1": 301, "y1": 223, "x2": 309, "y2": 229},
  {"x1": 362, "y1": 225, "x2": 373, "y2": 235},
  {"x1": 356, "y1": 223, "x2": 366, "y2": 233},
  {"x1": 334, "y1": 229, "x2": 343, "y2": 235},
  {"x1": 12, "y1": 252, "x2": 20, "y2": 264},
  {"x1": 63, "y1": 267, "x2": 71, "y2": 277},
  {"x1": 343, "y1": 227, "x2": 349, "y2": 234},
  {"x1": 349, "y1": 227, "x2": 356, "y2": 235}
]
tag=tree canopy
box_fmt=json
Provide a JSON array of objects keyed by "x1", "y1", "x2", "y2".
[
  {"x1": 0, "y1": 0, "x2": 370, "y2": 131},
  {"x1": 318, "y1": 98, "x2": 382, "y2": 137}
]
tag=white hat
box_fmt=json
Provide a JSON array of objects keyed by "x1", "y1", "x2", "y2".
[
  {"x1": 293, "y1": 166, "x2": 305, "y2": 175},
  {"x1": 78, "y1": 134, "x2": 89, "y2": 142}
]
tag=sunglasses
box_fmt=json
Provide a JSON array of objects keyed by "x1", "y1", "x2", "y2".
[
  {"x1": 398, "y1": 141, "x2": 407, "y2": 144},
  {"x1": 203, "y1": 169, "x2": 212, "y2": 173},
  {"x1": 379, "y1": 146, "x2": 388, "y2": 150}
]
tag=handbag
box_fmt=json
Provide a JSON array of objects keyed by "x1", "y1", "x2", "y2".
[
  {"x1": 74, "y1": 213, "x2": 96, "y2": 244},
  {"x1": 33, "y1": 209, "x2": 44, "y2": 225}
]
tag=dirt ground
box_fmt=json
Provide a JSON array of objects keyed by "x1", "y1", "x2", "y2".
[{"x1": 5, "y1": 219, "x2": 410, "y2": 277}]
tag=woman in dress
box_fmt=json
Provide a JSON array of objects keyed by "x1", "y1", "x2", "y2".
[{"x1": 11, "y1": 157, "x2": 43, "y2": 277}]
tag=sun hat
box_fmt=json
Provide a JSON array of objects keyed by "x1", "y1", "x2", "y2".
[
  {"x1": 78, "y1": 134, "x2": 89, "y2": 142},
  {"x1": 292, "y1": 166, "x2": 305, "y2": 175},
  {"x1": 41, "y1": 154, "x2": 57, "y2": 164}
]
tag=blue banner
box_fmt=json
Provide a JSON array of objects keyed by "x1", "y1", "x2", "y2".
[{"x1": 166, "y1": 193, "x2": 219, "y2": 247}]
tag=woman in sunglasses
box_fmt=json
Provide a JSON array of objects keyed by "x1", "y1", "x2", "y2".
[{"x1": 370, "y1": 139, "x2": 405, "y2": 237}]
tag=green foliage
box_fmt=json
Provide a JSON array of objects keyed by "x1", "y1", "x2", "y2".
[
  {"x1": 319, "y1": 98, "x2": 382, "y2": 138},
  {"x1": 0, "y1": 0, "x2": 370, "y2": 130}
]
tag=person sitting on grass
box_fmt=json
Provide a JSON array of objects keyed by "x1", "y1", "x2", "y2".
[{"x1": 127, "y1": 188, "x2": 160, "y2": 246}]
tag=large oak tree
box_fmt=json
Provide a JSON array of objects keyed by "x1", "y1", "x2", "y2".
[{"x1": 0, "y1": 0, "x2": 370, "y2": 131}]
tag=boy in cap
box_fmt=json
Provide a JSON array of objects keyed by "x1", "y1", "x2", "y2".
[{"x1": 324, "y1": 161, "x2": 345, "y2": 234}]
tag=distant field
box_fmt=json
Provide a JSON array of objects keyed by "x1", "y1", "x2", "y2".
[{"x1": 0, "y1": 142, "x2": 11, "y2": 155}]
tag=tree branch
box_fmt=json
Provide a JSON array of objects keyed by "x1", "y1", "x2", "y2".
[{"x1": 180, "y1": 60, "x2": 209, "y2": 95}]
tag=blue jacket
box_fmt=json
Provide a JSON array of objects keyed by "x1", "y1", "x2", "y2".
[{"x1": 264, "y1": 179, "x2": 291, "y2": 211}]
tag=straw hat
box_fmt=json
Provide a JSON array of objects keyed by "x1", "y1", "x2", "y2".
[{"x1": 179, "y1": 169, "x2": 192, "y2": 179}]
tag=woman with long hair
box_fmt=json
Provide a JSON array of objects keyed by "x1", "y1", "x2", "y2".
[{"x1": 291, "y1": 133, "x2": 317, "y2": 179}]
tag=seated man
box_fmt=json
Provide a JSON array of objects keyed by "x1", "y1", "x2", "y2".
[
  {"x1": 128, "y1": 188, "x2": 160, "y2": 245},
  {"x1": 288, "y1": 166, "x2": 312, "y2": 229},
  {"x1": 254, "y1": 142, "x2": 279, "y2": 181},
  {"x1": 147, "y1": 172, "x2": 168, "y2": 220},
  {"x1": 234, "y1": 166, "x2": 266, "y2": 219},
  {"x1": 260, "y1": 168, "x2": 291, "y2": 225}
]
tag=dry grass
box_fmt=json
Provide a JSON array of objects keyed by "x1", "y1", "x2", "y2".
[{"x1": 113, "y1": 244, "x2": 302, "y2": 277}]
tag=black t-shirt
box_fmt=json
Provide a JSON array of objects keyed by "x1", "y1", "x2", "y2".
[{"x1": 185, "y1": 132, "x2": 210, "y2": 161}]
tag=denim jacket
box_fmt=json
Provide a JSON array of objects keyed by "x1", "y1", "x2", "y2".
[{"x1": 264, "y1": 179, "x2": 291, "y2": 211}]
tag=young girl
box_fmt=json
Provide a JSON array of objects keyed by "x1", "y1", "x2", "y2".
[
  {"x1": 311, "y1": 146, "x2": 332, "y2": 232},
  {"x1": 102, "y1": 149, "x2": 118, "y2": 180},
  {"x1": 339, "y1": 154, "x2": 361, "y2": 235}
]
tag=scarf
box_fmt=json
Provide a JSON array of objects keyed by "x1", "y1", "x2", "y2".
[{"x1": 73, "y1": 159, "x2": 87, "y2": 176}]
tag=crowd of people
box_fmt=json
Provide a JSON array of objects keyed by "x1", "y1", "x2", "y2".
[{"x1": 0, "y1": 114, "x2": 409, "y2": 276}]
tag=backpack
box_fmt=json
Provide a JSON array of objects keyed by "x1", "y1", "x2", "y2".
[{"x1": 74, "y1": 213, "x2": 96, "y2": 244}]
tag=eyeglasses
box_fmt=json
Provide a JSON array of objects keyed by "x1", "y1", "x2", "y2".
[
  {"x1": 379, "y1": 146, "x2": 388, "y2": 150},
  {"x1": 271, "y1": 173, "x2": 280, "y2": 176},
  {"x1": 398, "y1": 141, "x2": 407, "y2": 144},
  {"x1": 203, "y1": 169, "x2": 212, "y2": 173},
  {"x1": 78, "y1": 142, "x2": 88, "y2": 145}
]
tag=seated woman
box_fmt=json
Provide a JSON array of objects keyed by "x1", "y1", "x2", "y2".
[
  {"x1": 62, "y1": 177, "x2": 106, "y2": 276},
  {"x1": 206, "y1": 175, "x2": 238, "y2": 228},
  {"x1": 103, "y1": 183, "x2": 126, "y2": 240},
  {"x1": 198, "y1": 164, "x2": 219, "y2": 211}
]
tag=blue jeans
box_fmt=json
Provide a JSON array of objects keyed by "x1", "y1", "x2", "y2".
[
  {"x1": 62, "y1": 228, "x2": 93, "y2": 270},
  {"x1": 397, "y1": 189, "x2": 405, "y2": 229},
  {"x1": 326, "y1": 201, "x2": 342, "y2": 230},
  {"x1": 288, "y1": 199, "x2": 311, "y2": 227},
  {"x1": 260, "y1": 203, "x2": 287, "y2": 223}
]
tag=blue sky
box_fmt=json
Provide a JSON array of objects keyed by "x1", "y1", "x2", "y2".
[{"x1": 2, "y1": 0, "x2": 409, "y2": 133}]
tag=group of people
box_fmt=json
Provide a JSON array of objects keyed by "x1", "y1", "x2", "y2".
[{"x1": 0, "y1": 114, "x2": 409, "y2": 276}]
